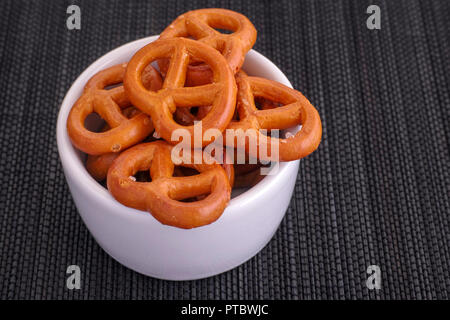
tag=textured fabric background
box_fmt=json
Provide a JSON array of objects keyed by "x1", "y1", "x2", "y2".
[{"x1": 0, "y1": 0, "x2": 449, "y2": 300}]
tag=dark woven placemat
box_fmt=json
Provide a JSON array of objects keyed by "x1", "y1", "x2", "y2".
[{"x1": 0, "y1": 0, "x2": 449, "y2": 300}]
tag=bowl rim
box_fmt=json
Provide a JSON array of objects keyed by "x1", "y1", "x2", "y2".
[{"x1": 56, "y1": 35, "x2": 299, "y2": 222}]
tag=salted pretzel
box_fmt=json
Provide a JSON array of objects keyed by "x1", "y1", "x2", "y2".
[
  {"x1": 67, "y1": 63, "x2": 162, "y2": 155},
  {"x1": 226, "y1": 71, "x2": 322, "y2": 161},
  {"x1": 124, "y1": 38, "x2": 237, "y2": 147},
  {"x1": 107, "y1": 141, "x2": 232, "y2": 229},
  {"x1": 158, "y1": 8, "x2": 257, "y2": 86}
]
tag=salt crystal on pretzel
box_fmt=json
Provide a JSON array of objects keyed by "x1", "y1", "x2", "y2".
[
  {"x1": 107, "y1": 141, "x2": 232, "y2": 229},
  {"x1": 226, "y1": 71, "x2": 322, "y2": 161}
]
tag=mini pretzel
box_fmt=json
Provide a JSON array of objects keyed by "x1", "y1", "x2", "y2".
[
  {"x1": 86, "y1": 107, "x2": 154, "y2": 181},
  {"x1": 107, "y1": 141, "x2": 232, "y2": 229},
  {"x1": 124, "y1": 38, "x2": 237, "y2": 147},
  {"x1": 67, "y1": 64, "x2": 162, "y2": 155},
  {"x1": 226, "y1": 71, "x2": 322, "y2": 161},
  {"x1": 158, "y1": 8, "x2": 257, "y2": 86}
]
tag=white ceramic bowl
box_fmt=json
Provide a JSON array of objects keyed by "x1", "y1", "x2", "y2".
[{"x1": 56, "y1": 35, "x2": 300, "y2": 280}]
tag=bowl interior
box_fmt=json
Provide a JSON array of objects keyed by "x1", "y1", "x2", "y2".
[{"x1": 57, "y1": 35, "x2": 299, "y2": 216}]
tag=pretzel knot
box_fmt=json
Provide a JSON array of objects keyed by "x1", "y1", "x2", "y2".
[
  {"x1": 159, "y1": 8, "x2": 257, "y2": 86},
  {"x1": 124, "y1": 38, "x2": 237, "y2": 147},
  {"x1": 85, "y1": 107, "x2": 143, "y2": 181},
  {"x1": 107, "y1": 141, "x2": 232, "y2": 229},
  {"x1": 67, "y1": 64, "x2": 162, "y2": 155},
  {"x1": 227, "y1": 71, "x2": 322, "y2": 161}
]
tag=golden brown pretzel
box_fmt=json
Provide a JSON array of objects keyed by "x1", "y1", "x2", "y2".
[
  {"x1": 67, "y1": 63, "x2": 162, "y2": 155},
  {"x1": 124, "y1": 38, "x2": 237, "y2": 147},
  {"x1": 158, "y1": 8, "x2": 257, "y2": 86},
  {"x1": 226, "y1": 71, "x2": 322, "y2": 161},
  {"x1": 107, "y1": 141, "x2": 232, "y2": 229},
  {"x1": 86, "y1": 107, "x2": 155, "y2": 181}
]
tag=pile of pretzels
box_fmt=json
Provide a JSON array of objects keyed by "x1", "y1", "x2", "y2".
[{"x1": 66, "y1": 9, "x2": 322, "y2": 229}]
